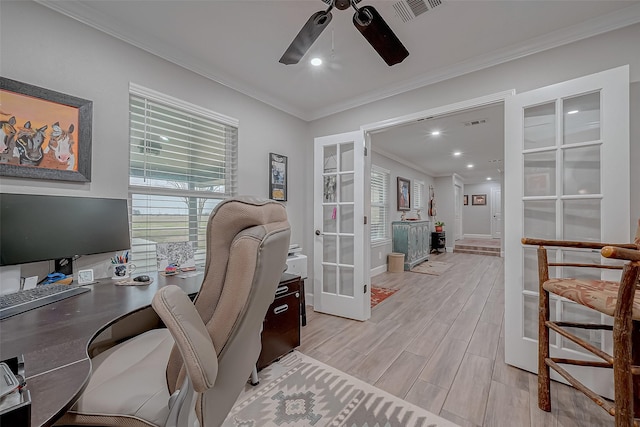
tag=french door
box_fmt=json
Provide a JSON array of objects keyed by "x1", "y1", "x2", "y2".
[
  {"x1": 313, "y1": 131, "x2": 370, "y2": 321},
  {"x1": 504, "y1": 65, "x2": 630, "y2": 398}
]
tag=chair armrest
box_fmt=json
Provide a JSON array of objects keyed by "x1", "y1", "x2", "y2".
[
  {"x1": 601, "y1": 246, "x2": 640, "y2": 262},
  {"x1": 522, "y1": 237, "x2": 636, "y2": 250},
  {"x1": 152, "y1": 285, "x2": 218, "y2": 393}
]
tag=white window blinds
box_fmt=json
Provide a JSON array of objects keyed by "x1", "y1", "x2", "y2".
[
  {"x1": 128, "y1": 84, "x2": 238, "y2": 272},
  {"x1": 413, "y1": 180, "x2": 424, "y2": 210},
  {"x1": 371, "y1": 166, "x2": 390, "y2": 242}
]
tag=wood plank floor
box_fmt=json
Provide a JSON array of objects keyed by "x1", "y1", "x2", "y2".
[{"x1": 299, "y1": 252, "x2": 614, "y2": 426}]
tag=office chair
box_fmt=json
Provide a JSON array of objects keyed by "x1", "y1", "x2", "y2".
[
  {"x1": 56, "y1": 197, "x2": 291, "y2": 427},
  {"x1": 522, "y1": 220, "x2": 640, "y2": 427}
]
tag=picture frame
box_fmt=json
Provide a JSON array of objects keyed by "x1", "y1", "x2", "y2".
[
  {"x1": 397, "y1": 177, "x2": 411, "y2": 211},
  {"x1": 0, "y1": 77, "x2": 92, "y2": 182},
  {"x1": 77, "y1": 269, "x2": 95, "y2": 285},
  {"x1": 472, "y1": 194, "x2": 487, "y2": 206},
  {"x1": 463, "y1": 195, "x2": 468, "y2": 206},
  {"x1": 269, "y1": 152, "x2": 287, "y2": 201}
]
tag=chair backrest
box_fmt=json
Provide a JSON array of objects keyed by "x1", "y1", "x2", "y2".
[{"x1": 165, "y1": 196, "x2": 290, "y2": 425}]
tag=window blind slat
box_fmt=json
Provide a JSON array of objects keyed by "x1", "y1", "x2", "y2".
[{"x1": 371, "y1": 166, "x2": 389, "y2": 242}]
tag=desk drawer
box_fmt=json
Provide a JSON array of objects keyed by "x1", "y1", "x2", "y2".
[{"x1": 257, "y1": 283, "x2": 300, "y2": 369}]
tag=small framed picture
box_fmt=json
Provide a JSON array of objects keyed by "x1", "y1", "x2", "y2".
[
  {"x1": 77, "y1": 269, "x2": 95, "y2": 285},
  {"x1": 463, "y1": 195, "x2": 468, "y2": 206},
  {"x1": 397, "y1": 177, "x2": 411, "y2": 211},
  {"x1": 472, "y1": 194, "x2": 487, "y2": 206},
  {"x1": 269, "y1": 153, "x2": 287, "y2": 201}
]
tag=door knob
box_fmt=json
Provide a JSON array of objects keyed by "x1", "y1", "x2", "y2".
[{"x1": 315, "y1": 230, "x2": 323, "y2": 236}]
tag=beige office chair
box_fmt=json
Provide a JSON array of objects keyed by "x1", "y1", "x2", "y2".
[{"x1": 56, "y1": 197, "x2": 290, "y2": 427}]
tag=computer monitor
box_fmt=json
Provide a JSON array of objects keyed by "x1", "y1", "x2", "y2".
[{"x1": 0, "y1": 193, "x2": 131, "y2": 273}]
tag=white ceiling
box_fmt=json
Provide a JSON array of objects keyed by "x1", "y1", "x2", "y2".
[
  {"x1": 38, "y1": 0, "x2": 639, "y2": 182},
  {"x1": 371, "y1": 103, "x2": 504, "y2": 183}
]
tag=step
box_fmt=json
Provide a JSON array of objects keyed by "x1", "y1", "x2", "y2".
[
  {"x1": 454, "y1": 244, "x2": 500, "y2": 253},
  {"x1": 453, "y1": 248, "x2": 501, "y2": 257}
]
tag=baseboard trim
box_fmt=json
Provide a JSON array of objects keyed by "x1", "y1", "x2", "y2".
[
  {"x1": 463, "y1": 234, "x2": 493, "y2": 239},
  {"x1": 371, "y1": 264, "x2": 387, "y2": 277}
]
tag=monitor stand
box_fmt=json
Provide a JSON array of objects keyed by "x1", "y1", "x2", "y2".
[{"x1": 54, "y1": 258, "x2": 73, "y2": 276}]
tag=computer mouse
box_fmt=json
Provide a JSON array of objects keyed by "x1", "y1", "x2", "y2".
[{"x1": 133, "y1": 275, "x2": 150, "y2": 282}]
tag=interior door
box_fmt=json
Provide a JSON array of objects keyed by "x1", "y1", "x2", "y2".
[
  {"x1": 491, "y1": 187, "x2": 502, "y2": 239},
  {"x1": 504, "y1": 66, "x2": 630, "y2": 398},
  {"x1": 313, "y1": 131, "x2": 370, "y2": 321}
]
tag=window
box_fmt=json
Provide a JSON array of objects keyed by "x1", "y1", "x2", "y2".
[
  {"x1": 129, "y1": 84, "x2": 238, "y2": 272},
  {"x1": 413, "y1": 180, "x2": 425, "y2": 211},
  {"x1": 371, "y1": 165, "x2": 390, "y2": 243}
]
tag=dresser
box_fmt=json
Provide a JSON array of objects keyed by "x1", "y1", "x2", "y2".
[{"x1": 392, "y1": 220, "x2": 430, "y2": 271}]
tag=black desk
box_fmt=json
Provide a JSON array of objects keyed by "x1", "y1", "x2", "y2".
[{"x1": 0, "y1": 273, "x2": 203, "y2": 427}]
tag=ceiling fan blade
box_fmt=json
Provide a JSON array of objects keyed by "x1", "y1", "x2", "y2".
[
  {"x1": 279, "y1": 10, "x2": 333, "y2": 65},
  {"x1": 352, "y1": 5, "x2": 409, "y2": 66}
]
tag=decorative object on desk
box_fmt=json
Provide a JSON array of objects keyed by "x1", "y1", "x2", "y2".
[
  {"x1": 371, "y1": 287, "x2": 398, "y2": 308},
  {"x1": 400, "y1": 211, "x2": 406, "y2": 221},
  {"x1": 428, "y1": 185, "x2": 437, "y2": 217},
  {"x1": 416, "y1": 209, "x2": 421, "y2": 219},
  {"x1": 463, "y1": 194, "x2": 468, "y2": 205},
  {"x1": 0, "y1": 77, "x2": 92, "y2": 182},
  {"x1": 115, "y1": 277, "x2": 153, "y2": 286},
  {"x1": 162, "y1": 264, "x2": 179, "y2": 276},
  {"x1": 472, "y1": 194, "x2": 487, "y2": 205},
  {"x1": 411, "y1": 260, "x2": 451, "y2": 276},
  {"x1": 223, "y1": 351, "x2": 457, "y2": 427},
  {"x1": 110, "y1": 263, "x2": 136, "y2": 279},
  {"x1": 269, "y1": 152, "x2": 287, "y2": 201},
  {"x1": 397, "y1": 176, "x2": 411, "y2": 211},
  {"x1": 156, "y1": 242, "x2": 195, "y2": 272},
  {"x1": 77, "y1": 269, "x2": 95, "y2": 285},
  {"x1": 435, "y1": 221, "x2": 445, "y2": 232}
]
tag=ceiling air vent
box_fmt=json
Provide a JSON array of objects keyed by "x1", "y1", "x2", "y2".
[
  {"x1": 392, "y1": 0, "x2": 441, "y2": 23},
  {"x1": 464, "y1": 119, "x2": 488, "y2": 127}
]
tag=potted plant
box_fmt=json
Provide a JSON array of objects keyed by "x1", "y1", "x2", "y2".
[{"x1": 435, "y1": 221, "x2": 445, "y2": 232}]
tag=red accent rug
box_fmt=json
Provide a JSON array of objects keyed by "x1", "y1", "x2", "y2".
[{"x1": 371, "y1": 287, "x2": 398, "y2": 308}]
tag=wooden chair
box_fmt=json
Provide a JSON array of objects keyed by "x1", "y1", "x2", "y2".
[{"x1": 522, "y1": 220, "x2": 640, "y2": 427}]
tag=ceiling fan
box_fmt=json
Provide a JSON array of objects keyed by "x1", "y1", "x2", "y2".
[{"x1": 279, "y1": 0, "x2": 409, "y2": 66}]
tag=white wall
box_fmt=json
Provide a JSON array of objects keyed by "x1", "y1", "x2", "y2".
[
  {"x1": 370, "y1": 150, "x2": 433, "y2": 271},
  {"x1": 307, "y1": 24, "x2": 640, "y2": 285},
  {"x1": 463, "y1": 182, "x2": 501, "y2": 236},
  {"x1": 0, "y1": 1, "x2": 308, "y2": 281}
]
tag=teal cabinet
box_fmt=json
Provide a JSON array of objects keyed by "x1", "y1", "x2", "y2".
[{"x1": 392, "y1": 220, "x2": 430, "y2": 271}]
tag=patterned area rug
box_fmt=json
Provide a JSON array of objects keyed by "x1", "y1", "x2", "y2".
[
  {"x1": 223, "y1": 351, "x2": 458, "y2": 427},
  {"x1": 371, "y1": 287, "x2": 398, "y2": 308},
  {"x1": 411, "y1": 260, "x2": 452, "y2": 276}
]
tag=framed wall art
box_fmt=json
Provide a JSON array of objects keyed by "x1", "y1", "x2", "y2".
[
  {"x1": 472, "y1": 194, "x2": 487, "y2": 206},
  {"x1": 269, "y1": 152, "x2": 287, "y2": 201},
  {"x1": 397, "y1": 177, "x2": 411, "y2": 211},
  {"x1": 0, "y1": 77, "x2": 92, "y2": 182},
  {"x1": 463, "y1": 194, "x2": 468, "y2": 205}
]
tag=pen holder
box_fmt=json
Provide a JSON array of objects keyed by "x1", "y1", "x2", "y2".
[{"x1": 110, "y1": 263, "x2": 136, "y2": 280}]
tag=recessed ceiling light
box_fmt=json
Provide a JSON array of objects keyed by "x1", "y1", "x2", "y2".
[
  {"x1": 467, "y1": 164, "x2": 474, "y2": 168},
  {"x1": 453, "y1": 151, "x2": 462, "y2": 157},
  {"x1": 567, "y1": 110, "x2": 579, "y2": 115},
  {"x1": 487, "y1": 177, "x2": 492, "y2": 181},
  {"x1": 431, "y1": 131, "x2": 441, "y2": 136},
  {"x1": 310, "y1": 57, "x2": 323, "y2": 66}
]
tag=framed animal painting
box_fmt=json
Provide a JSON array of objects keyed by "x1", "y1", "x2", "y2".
[{"x1": 0, "y1": 77, "x2": 92, "y2": 182}]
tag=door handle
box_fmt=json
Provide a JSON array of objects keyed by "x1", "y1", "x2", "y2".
[{"x1": 315, "y1": 230, "x2": 323, "y2": 236}]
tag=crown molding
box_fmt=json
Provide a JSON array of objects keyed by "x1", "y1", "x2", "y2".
[
  {"x1": 308, "y1": 2, "x2": 640, "y2": 121},
  {"x1": 36, "y1": 1, "x2": 640, "y2": 123},
  {"x1": 34, "y1": 0, "x2": 310, "y2": 120},
  {"x1": 371, "y1": 146, "x2": 434, "y2": 177}
]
